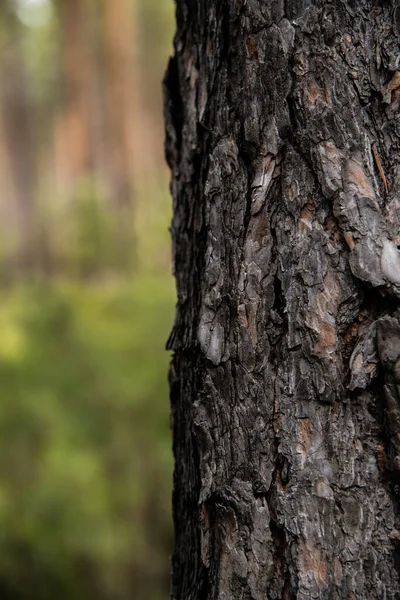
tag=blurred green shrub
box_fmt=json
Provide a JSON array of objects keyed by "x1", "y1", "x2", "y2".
[
  {"x1": 55, "y1": 177, "x2": 129, "y2": 277},
  {"x1": 0, "y1": 276, "x2": 174, "y2": 600}
]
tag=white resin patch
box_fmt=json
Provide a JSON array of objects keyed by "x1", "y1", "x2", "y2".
[{"x1": 381, "y1": 239, "x2": 400, "y2": 285}]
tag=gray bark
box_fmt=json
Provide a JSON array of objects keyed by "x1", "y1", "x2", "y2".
[{"x1": 164, "y1": 1, "x2": 400, "y2": 598}]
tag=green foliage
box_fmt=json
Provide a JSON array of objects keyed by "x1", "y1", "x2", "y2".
[
  {"x1": 133, "y1": 174, "x2": 173, "y2": 275},
  {"x1": 139, "y1": 0, "x2": 175, "y2": 111},
  {"x1": 13, "y1": 0, "x2": 59, "y2": 111},
  {"x1": 0, "y1": 276, "x2": 174, "y2": 599},
  {"x1": 56, "y1": 177, "x2": 127, "y2": 277}
]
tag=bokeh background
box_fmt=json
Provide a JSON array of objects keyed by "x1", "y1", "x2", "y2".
[{"x1": 0, "y1": 1, "x2": 175, "y2": 598}]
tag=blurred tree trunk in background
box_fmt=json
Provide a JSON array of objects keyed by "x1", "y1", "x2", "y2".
[
  {"x1": 55, "y1": 0, "x2": 95, "y2": 185},
  {"x1": 102, "y1": 0, "x2": 138, "y2": 269},
  {"x1": 55, "y1": 0, "x2": 138, "y2": 272},
  {"x1": 165, "y1": 1, "x2": 400, "y2": 598},
  {"x1": 0, "y1": 0, "x2": 172, "y2": 279},
  {"x1": 54, "y1": 0, "x2": 139, "y2": 274},
  {"x1": 0, "y1": 5, "x2": 36, "y2": 272}
]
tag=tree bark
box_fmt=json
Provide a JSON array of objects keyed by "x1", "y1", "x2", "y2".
[{"x1": 165, "y1": 1, "x2": 400, "y2": 599}]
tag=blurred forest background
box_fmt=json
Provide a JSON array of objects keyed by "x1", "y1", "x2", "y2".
[{"x1": 0, "y1": 0, "x2": 175, "y2": 599}]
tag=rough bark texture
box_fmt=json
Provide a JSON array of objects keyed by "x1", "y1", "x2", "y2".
[{"x1": 164, "y1": 1, "x2": 400, "y2": 598}]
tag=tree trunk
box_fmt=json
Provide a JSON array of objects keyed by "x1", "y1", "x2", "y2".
[
  {"x1": 56, "y1": 0, "x2": 94, "y2": 185},
  {"x1": 0, "y1": 8, "x2": 36, "y2": 272},
  {"x1": 164, "y1": 1, "x2": 400, "y2": 598},
  {"x1": 101, "y1": 0, "x2": 137, "y2": 268}
]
